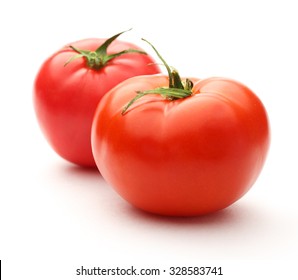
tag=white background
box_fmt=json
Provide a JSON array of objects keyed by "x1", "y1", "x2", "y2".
[{"x1": 0, "y1": 0, "x2": 297, "y2": 279}]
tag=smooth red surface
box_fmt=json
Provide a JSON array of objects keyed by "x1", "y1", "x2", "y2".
[
  {"x1": 92, "y1": 75, "x2": 270, "y2": 216},
  {"x1": 33, "y1": 39, "x2": 160, "y2": 167}
]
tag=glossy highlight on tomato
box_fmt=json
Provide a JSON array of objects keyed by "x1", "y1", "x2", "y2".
[
  {"x1": 91, "y1": 41, "x2": 270, "y2": 216},
  {"x1": 33, "y1": 31, "x2": 161, "y2": 167}
]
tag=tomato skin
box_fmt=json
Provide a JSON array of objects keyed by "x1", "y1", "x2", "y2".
[
  {"x1": 92, "y1": 75, "x2": 270, "y2": 216},
  {"x1": 33, "y1": 39, "x2": 160, "y2": 167}
]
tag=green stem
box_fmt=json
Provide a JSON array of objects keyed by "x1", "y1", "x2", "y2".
[
  {"x1": 122, "y1": 40, "x2": 194, "y2": 115},
  {"x1": 64, "y1": 29, "x2": 147, "y2": 70},
  {"x1": 122, "y1": 87, "x2": 192, "y2": 114}
]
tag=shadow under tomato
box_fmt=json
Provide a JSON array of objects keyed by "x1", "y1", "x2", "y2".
[
  {"x1": 49, "y1": 160, "x2": 106, "y2": 189},
  {"x1": 63, "y1": 163, "x2": 101, "y2": 176},
  {"x1": 60, "y1": 163, "x2": 246, "y2": 227},
  {"x1": 123, "y1": 202, "x2": 245, "y2": 227},
  {"x1": 49, "y1": 160, "x2": 253, "y2": 229}
]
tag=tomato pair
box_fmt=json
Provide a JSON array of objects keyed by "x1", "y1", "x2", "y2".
[{"x1": 34, "y1": 31, "x2": 270, "y2": 216}]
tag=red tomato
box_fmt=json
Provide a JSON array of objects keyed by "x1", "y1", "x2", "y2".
[
  {"x1": 91, "y1": 42, "x2": 270, "y2": 216},
  {"x1": 33, "y1": 31, "x2": 161, "y2": 167}
]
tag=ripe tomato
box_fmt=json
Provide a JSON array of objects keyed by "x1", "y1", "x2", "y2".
[
  {"x1": 33, "y1": 30, "x2": 160, "y2": 167},
  {"x1": 91, "y1": 40, "x2": 270, "y2": 216}
]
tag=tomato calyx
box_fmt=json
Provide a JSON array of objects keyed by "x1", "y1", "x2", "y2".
[
  {"x1": 64, "y1": 29, "x2": 147, "y2": 70},
  {"x1": 122, "y1": 39, "x2": 193, "y2": 115}
]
